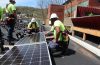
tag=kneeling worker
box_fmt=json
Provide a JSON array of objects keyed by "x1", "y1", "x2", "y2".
[
  {"x1": 49, "y1": 13, "x2": 69, "y2": 55},
  {"x1": 27, "y1": 17, "x2": 39, "y2": 34}
]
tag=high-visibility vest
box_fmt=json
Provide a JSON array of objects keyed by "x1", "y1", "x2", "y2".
[{"x1": 27, "y1": 22, "x2": 39, "y2": 29}]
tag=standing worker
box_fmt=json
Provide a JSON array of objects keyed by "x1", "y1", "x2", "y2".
[
  {"x1": 6, "y1": 0, "x2": 17, "y2": 45},
  {"x1": 27, "y1": 17, "x2": 39, "y2": 34},
  {"x1": 48, "y1": 13, "x2": 69, "y2": 55},
  {"x1": 0, "y1": 6, "x2": 5, "y2": 52}
]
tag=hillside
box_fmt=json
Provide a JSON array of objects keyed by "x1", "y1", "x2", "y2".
[{"x1": 16, "y1": 6, "x2": 47, "y2": 20}]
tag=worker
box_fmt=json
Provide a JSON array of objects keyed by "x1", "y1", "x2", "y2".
[
  {"x1": 47, "y1": 13, "x2": 69, "y2": 55},
  {"x1": 6, "y1": 0, "x2": 17, "y2": 45},
  {"x1": 27, "y1": 17, "x2": 39, "y2": 34},
  {"x1": 0, "y1": 6, "x2": 5, "y2": 52}
]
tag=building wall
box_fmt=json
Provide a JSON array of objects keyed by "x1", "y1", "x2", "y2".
[
  {"x1": 64, "y1": 0, "x2": 100, "y2": 17},
  {"x1": 64, "y1": 0, "x2": 88, "y2": 10},
  {"x1": 47, "y1": 0, "x2": 100, "y2": 25},
  {"x1": 48, "y1": 4, "x2": 64, "y2": 21},
  {"x1": 64, "y1": 0, "x2": 89, "y2": 17}
]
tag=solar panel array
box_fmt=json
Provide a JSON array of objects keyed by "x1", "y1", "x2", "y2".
[
  {"x1": 0, "y1": 43, "x2": 52, "y2": 65},
  {"x1": 0, "y1": 32, "x2": 51, "y2": 65}
]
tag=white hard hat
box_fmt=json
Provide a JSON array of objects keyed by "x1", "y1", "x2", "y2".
[
  {"x1": 50, "y1": 13, "x2": 58, "y2": 19},
  {"x1": 31, "y1": 17, "x2": 36, "y2": 22}
]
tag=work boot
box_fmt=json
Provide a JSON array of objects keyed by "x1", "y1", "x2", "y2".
[
  {"x1": 7, "y1": 38, "x2": 14, "y2": 45},
  {"x1": 0, "y1": 43, "x2": 5, "y2": 53},
  {"x1": 8, "y1": 41, "x2": 14, "y2": 45}
]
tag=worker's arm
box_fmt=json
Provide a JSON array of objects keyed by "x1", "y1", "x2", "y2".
[
  {"x1": 0, "y1": 9, "x2": 3, "y2": 24},
  {"x1": 44, "y1": 26, "x2": 54, "y2": 40},
  {"x1": 27, "y1": 22, "x2": 32, "y2": 29},
  {"x1": 0, "y1": 8, "x2": 3, "y2": 20},
  {"x1": 45, "y1": 26, "x2": 54, "y2": 35},
  {"x1": 36, "y1": 22, "x2": 39, "y2": 27},
  {"x1": 11, "y1": 4, "x2": 17, "y2": 19},
  {"x1": 55, "y1": 26, "x2": 60, "y2": 42}
]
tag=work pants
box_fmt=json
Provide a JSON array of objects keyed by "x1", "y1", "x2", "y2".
[
  {"x1": 6, "y1": 19, "x2": 15, "y2": 42},
  {"x1": 0, "y1": 28, "x2": 4, "y2": 52},
  {"x1": 57, "y1": 41, "x2": 69, "y2": 54}
]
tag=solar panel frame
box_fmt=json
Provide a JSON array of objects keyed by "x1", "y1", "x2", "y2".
[{"x1": 15, "y1": 32, "x2": 46, "y2": 45}]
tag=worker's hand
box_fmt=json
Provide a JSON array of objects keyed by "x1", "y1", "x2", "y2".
[
  {"x1": 52, "y1": 39, "x2": 58, "y2": 44},
  {"x1": 0, "y1": 21, "x2": 4, "y2": 24},
  {"x1": 44, "y1": 31, "x2": 49, "y2": 35},
  {"x1": 0, "y1": 20, "x2": 4, "y2": 25},
  {"x1": 27, "y1": 29, "x2": 31, "y2": 33},
  {"x1": 5, "y1": 17, "x2": 14, "y2": 21}
]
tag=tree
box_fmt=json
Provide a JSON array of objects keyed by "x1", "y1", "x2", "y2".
[{"x1": 37, "y1": 0, "x2": 47, "y2": 21}]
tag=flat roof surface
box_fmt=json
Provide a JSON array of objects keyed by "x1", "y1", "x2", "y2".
[{"x1": 53, "y1": 40, "x2": 100, "y2": 65}]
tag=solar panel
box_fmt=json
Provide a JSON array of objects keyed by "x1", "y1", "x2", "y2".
[
  {"x1": 15, "y1": 32, "x2": 46, "y2": 45},
  {"x1": 0, "y1": 43, "x2": 52, "y2": 65}
]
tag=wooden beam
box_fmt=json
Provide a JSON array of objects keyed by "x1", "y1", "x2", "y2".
[
  {"x1": 72, "y1": 31, "x2": 75, "y2": 36},
  {"x1": 71, "y1": 26, "x2": 100, "y2": 37}
]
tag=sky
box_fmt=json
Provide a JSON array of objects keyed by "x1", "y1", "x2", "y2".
[
  {"x1": 0, "y1": 0, "x2": 67, "y2": 8},
  {"x1": 0, "y1": 0, "x2": 38, "y2": 8}
]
